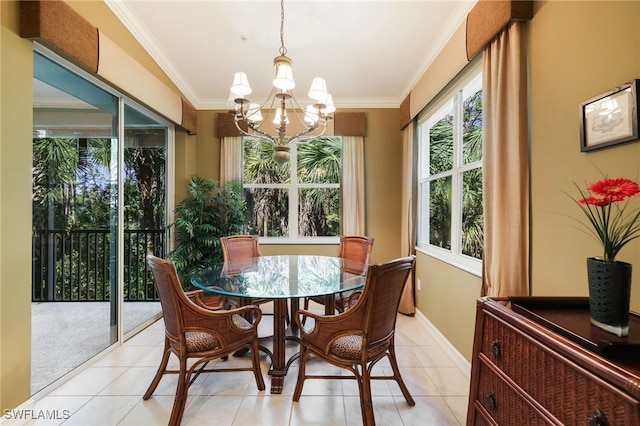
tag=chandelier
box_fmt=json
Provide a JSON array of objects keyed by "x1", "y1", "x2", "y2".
[{"x1": 228, "y1": 0, "x2": 335, "y2": 165}]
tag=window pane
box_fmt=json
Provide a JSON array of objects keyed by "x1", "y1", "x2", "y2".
[
  {"x1": 298, "y1": 187, "x2": 340, "y2": 237},
  {"x1": 429, "y1": 112, "x2": 454, "y2": 175},
  {"x1": 243, "y1": 138, "x2": 289, "y2": 184},
  {"x1": 462, "y1": 168, "x2": 483, "y2": 259},
  {"x1": 429, "y1": 176, "x2": 451, "y2": 250},
  {"x1": 297, "y1": 137, "x2": 342, "y2": 184},
  {"x1": 244, "y1": 187, "x2": 289, "y2": 237},
  {"x1": 463, "y1": 85, "x2": 483, "y2": 166}
]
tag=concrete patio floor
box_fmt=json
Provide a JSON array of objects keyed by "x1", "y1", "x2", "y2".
[{"x1": 31, "y1": 301, "x2": 161, "y2": 395}]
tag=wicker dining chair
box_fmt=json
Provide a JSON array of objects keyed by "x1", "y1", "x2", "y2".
[
  {"x1": 143, "y1": 255, "x2": 265, "y2": 426},
  {"x1": 219, "y1": 235, "x2": 271, "y2": 309},
  {"x1": 303, "y1": 235, "x2": 374, "y2": 314},
  {"x1": 293, "y1": 256, "x2": 416, "y2": 426}
]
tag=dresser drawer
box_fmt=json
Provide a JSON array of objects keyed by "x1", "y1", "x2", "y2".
[
  {"x1": 480, "y1": 310, "x2": 640, "y2": 425},
  {"x1": 474, "y1": 359, "x2": 550, "y2": 425}
]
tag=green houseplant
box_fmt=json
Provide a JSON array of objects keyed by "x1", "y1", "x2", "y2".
[{"x1": 169, "y1": 175, "x2": 248, "y2": 288}]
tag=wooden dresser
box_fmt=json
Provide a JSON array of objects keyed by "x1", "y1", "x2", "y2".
[{"x1": 467, "y1": 297, "x2": 640, "y2": 425}]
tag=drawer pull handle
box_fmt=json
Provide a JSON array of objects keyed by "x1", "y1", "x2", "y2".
[
  {"x1": 486, "y1": 391, "x2": 497, "y2": 410},
  {"x1": 490, "y1": 340, "x2": 501, "y2": 358},
  {"x1": 587, "y1": 410, "x2": 607, "y2": 426}
]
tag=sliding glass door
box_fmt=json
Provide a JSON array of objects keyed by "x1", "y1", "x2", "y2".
[
  {"x1": 122, "y1": 105, "x2": 166, "y2": 334},
  {"x1": 31, "y1": 50, "x2": 169, "y2": 395}
]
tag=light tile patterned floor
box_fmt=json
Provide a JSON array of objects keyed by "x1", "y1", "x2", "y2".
[{"x1": 11, "y1": 308, "x2": 470, "y2": 425}]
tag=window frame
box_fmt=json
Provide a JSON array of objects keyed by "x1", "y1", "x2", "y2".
[
  {"x1": 416, "y1": 62, "x2": 483, "y2": 276},
  {"x1": 242, "y1": 138, "x2": 341, "y2": 245}
]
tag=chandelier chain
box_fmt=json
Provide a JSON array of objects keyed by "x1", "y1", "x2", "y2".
[{"x1": 279, "y1": 0, "x2": 287, "y2": 55}]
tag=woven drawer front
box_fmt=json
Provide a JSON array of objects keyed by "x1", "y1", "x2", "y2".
[
  {"x1": 481, "y1": 311, "x2": 640, "y2": 425},
  {"x1": 472, "y1": 407, "x2": 501, "y2": 426},
  {"x1": 476, "y1": 360, "x2": 549, "y2": 425}
]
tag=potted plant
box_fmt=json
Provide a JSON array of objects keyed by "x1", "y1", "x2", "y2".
[
  {"x1": 572, "y1": 176, "x2": 640, "y2": 336},
  {"x1": 169, "y1": 175, "x2": 248, "y2": 288}
]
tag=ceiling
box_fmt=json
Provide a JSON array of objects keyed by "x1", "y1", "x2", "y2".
[{"x1": 104, "y1": 0, "x2": 476, "y2": 111}]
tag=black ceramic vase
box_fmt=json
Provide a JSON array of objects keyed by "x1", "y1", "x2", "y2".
[{"x1": 587, "y1": 257, "x2": 632, "y2": 337}]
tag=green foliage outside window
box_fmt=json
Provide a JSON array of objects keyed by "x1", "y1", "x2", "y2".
[
  {"x1": 426, "y1": 86, "x2": 483, "y2": 260},
  {"x1": 243, "y1": 136, "x2": 341, "y2": 239}
]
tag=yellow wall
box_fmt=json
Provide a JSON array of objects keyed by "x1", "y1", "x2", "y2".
[
  {"x1": 414, "y1": 253, "x2": 481, "y2": 360},
  {"x1": 1, "y1": 0, "x2": 35, "y2": 411},
  {"x1": 530, "y1": 0, "x2": 640, "y2": 303},
  {"x1": 0, "y1": 0, "x2": 196, "y2": 411},
  {"x1": 414, "y1": 0, "x2": 640, "y2": 362}
]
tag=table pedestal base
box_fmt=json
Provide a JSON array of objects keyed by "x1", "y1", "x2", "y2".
[{"x1": 264, "y1": 298, "x2": 300, "y2": 394}]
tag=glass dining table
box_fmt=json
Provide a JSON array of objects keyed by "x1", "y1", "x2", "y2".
[{"x1": 190, "y1": 255, "x2": 368, "y2": 394}]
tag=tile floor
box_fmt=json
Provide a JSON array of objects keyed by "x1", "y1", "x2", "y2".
[{"x1": 11, "y1": 308, "x2": 470, "y2": 425}]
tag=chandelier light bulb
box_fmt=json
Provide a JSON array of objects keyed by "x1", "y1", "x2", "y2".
[
  {"x1": 230, "y1": 72, "x2": 252, "y2": 98},
  {"x1": 304, "y1": 105, "x2": 320, "y2": 124},
  {"x1": 273, "y1": 108, "x2": 289, "y2": 126},
  {"x1": 246, "y1": 103, "x2": 263, "y2": 123},
  {"x1": 323, "y1": 94, "x2": 336, "y2": 114},
  {"x1": 308, "y1": 77, "x2": 328, "y2": 102},
  {"x1": 273, "y1": 56, "x2": 295, "y2": 91}
]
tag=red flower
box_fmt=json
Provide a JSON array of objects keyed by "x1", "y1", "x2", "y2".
[
  {"x1": 579, "y1": 196, "x2": 611, "y2": 207},
  {"x1": 587, "y1": 177, "x2": 640, "y2": 201},
  {"x1": 572, "y1": 176, "x2": 640, "y2": 263}
]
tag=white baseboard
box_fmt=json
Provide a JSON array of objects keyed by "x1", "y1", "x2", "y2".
[{"x1": 414, "y1": 308, "x2": 471, "y2": 377}]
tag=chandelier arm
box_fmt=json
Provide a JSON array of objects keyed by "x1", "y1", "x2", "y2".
[
  {"x1": 286, "y1": 122, "x2": 325, "y2": 146},
  {"x1": 245, "y1": 122, "x2": 278, "y2": 145},
  {"x1": 232, "y1": 111, "x2": 277, "y2": 144}
]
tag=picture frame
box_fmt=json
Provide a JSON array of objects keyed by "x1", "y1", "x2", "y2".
[{"x1": 579, "y1": 80, "x2": 640, "y2": 152}]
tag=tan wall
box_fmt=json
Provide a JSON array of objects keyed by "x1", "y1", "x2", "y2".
[
  {"x1": 415, "y1": 0, "x2": 640, "y2": 363},
  {"x1": 530, "y1": 0, "x2": 640, "y2": 304},
  {"x1": 1, "y1": 0, "x2": 36, "y2": 411},
  {"x1": 0, "y1": 0, "x2": 195, "y2": 411},
  {"x1": 188, "y1": 109, "x2": 404, "y2": 263},
  {"x1": 414, "y1": 253, "x2": 481, "y2": 360}
]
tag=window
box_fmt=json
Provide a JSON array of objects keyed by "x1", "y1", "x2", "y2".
[
  {"x1": 243, "y1": 136, "x2": 341, "y2": 243},
  {"x1": 417, "y1": 70, "x2": 483, "y2": 272}
]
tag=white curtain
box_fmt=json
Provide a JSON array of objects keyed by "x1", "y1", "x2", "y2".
[
  {"x1": 341, "y1": 136, "x2": 365, "y2": 236},
  {"x1": 220, "y1": 136, "x2": 243, "y2": 185}
]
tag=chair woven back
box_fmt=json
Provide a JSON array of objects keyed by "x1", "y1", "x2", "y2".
[
  {"x1": 144, "y1": 254, "x2": 266, "y2": 425},
  {"x1": 220, "y1": 235, "x2": 261, "y2": 262},
  {"x1": 359, "y1": 256, "x2": 414, "y2": 344},
  {"x1": 293, "y1": 255, "x2": 417, "y2": 425},
  {"x1": 146, "y1": 255, "x2": 188, "y2": 342},
  {"x1": 338, "y1": 235, "x2": 373, "y2": 264}
]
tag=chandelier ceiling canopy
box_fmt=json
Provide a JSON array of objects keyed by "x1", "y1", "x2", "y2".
[{"x1": 228, "y1": 0, "x2": 335, "y2": 164}]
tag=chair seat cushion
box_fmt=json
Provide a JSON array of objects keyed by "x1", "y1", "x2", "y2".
[
  {"x1": 185, "y1": 331, "x2": 220, "y2": 352},
  {"x1": 329, "y1": 335, "x2": 387, "y2": 360},
  {"x1": 185, "y1": 315, "x2": 251, "y2": 352}
]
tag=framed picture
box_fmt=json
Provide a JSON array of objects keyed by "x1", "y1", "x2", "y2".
[{"x1": 579, "y1": 80, "x2": 640, "y2": 152}]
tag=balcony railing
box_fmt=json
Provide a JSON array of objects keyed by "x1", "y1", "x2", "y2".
[{"x1": 32, "y1": 229, "x2": 166, "y2": 302}]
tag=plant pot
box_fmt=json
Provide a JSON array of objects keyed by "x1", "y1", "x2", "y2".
[{"x1": 587, "y1": 257, "x2": 632, "y2": 337}]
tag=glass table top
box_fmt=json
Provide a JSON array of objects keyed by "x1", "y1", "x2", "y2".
[{"x1": 190, "y1": 255, "x2": 368, "y2": 299}]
